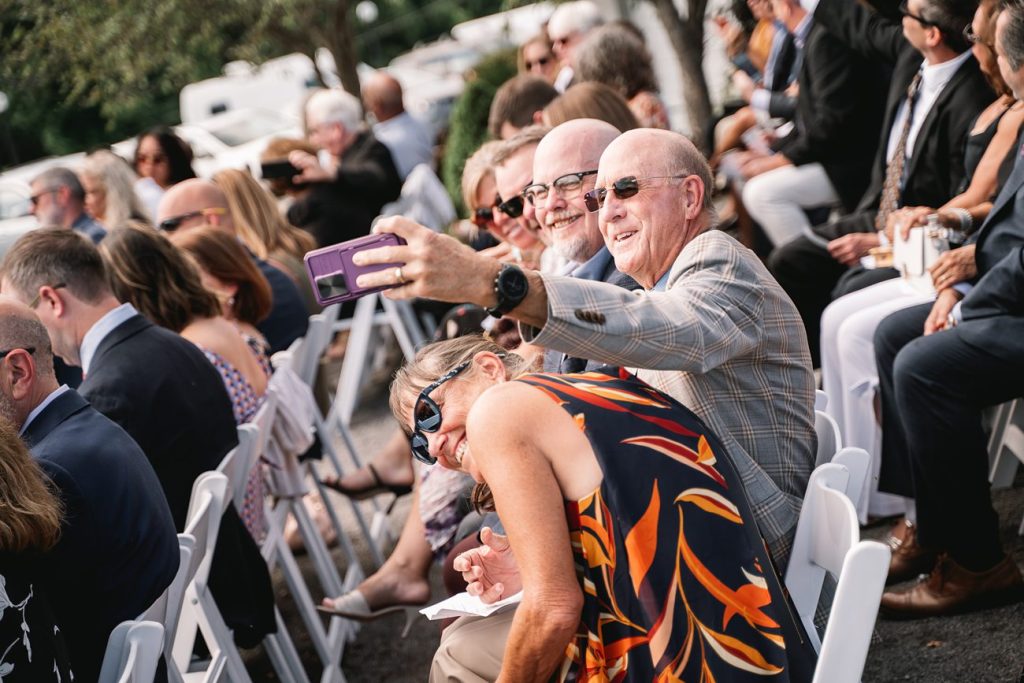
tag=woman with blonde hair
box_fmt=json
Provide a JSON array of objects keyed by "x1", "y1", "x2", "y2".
[
  {"x1": 212, "y1": 168, "x2": 318, "y2": 312},
  {"x1": 0, "y1": 421, "x2": 73, "y2": 679},
  {"x1": 80, "y1": 149, "x2": 151, "y2": 228}
]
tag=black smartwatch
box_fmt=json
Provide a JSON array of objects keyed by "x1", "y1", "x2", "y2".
[{"x1": 486, "y1": 263, "x2": 529, "y2": 318}]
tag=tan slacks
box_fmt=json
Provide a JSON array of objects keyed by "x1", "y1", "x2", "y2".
[{"x1": 429, "y1": 607, "x2": 515, "y2": 683}]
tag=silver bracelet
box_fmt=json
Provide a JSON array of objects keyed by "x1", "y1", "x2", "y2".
[{"x1": 950, "y1": 207, "x2": 973, "y2": 232}]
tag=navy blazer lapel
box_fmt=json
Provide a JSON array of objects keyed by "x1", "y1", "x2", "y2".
[
  {"x1": 87, "y1": 314, "x2": 151, "y2": 372},
  {"x1": 21, "y1": 390, "x2": 90, "y2": 449},
  {"x1": 974, "y1": 144, "x2": 1024, "y2": 249}
]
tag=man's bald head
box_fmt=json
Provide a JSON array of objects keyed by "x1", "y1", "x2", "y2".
[
  {"x1": 0, "y1": 297, "x2": 55, "y2": 379},
  {"x1": 0, "y1": 296, "x2": 58, "y2": 428},
  {"x1": 600, "y1": 129, "x2": 713, "y2": 211},
  {"x1": 362, "y1": 72, "x2": 405, "y2": 123},
  {"x1": 156, "y1": 179, "x2": 234, "y2": 235},
  {"x1": 531, "y1": 119, "x2": 621, "y2": 263}
]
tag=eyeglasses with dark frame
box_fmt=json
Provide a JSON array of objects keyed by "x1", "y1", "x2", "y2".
[
  {"x1": 963, "y1": 22, "x2": 990, "y2": 47},
  {"x1": 29, "y1": 283, "x2": 66, "y2": 309},
  {"x1": 157, "y1": 207, "x2": 227, "y2": 232},
  {"x1": 409, "y1": 355, "x2": 506, "y2": 465},
  {"x1": 525, "y1": 55, "x2": 552, "y2": 70},
  {"x1": 0, "y1": 347, "x2": 35, "y2": 361},
  {"x1": 524, "y1": 169, "x2": 599, "y2": 206},
  {"x1": 496, "y1": 194, "x2": 525, "y2": 219},
  {"x1": 898, "y1": 0, "x2": 936, "y2": 27},
  {"x1": 470, "y1": 207, "x2": 494, "y2": 228},
  {"x1": 29, "y1": 188, "x2": 59, "y2": 206},
  {"x1": 583, "y1": 175, "x2": 689, "y2": 212}
]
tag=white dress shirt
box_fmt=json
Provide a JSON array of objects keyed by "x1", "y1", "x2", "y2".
[
  {"x1": 20, "y1": 384, "x2": 70, "y2": 435},
  {"x1": 79, "y1": 303, "x2": 138, "y2": 375}
]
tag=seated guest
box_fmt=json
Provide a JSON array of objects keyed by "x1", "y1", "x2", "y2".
[
  {"x1": 547, "y1": 0, "x2": 605, "y2": 92},
  {"x1": 345, "y1": 128, "x2": 816, "y2": 565},
  {"x1": 212, "y1": 168, "x2": 319, "y2": 313},
  {"x1": 0, "y1": 420, "x2": 73, "y2": 682},
  {"x1": 487, "y1": 75, "x2": 559, "y2": 140},
  {"x1": 490, "y1": 128, "x2": 549, "y2": 270},
  {"x1": 517, "y1": 32, "x2": 560, "y2": 84},
  {"x1": 574, "y1": 23, "x2": 670, "y2": 129},
  {"x1": 0, "y1": 229, "x2": 276, "y2": 647},
  {"x1": 156, "y1": 178, "x2": 308, "y2": 353},
  {"x1": 29, "y1": 167, "x2": 106, "y2": 244},
  {"x1": 767, "y1": 0, "x2": 994, "y2": 363},
  {"x1": 101, "y1": 225, "x2": 273, "y2": 541},
  {"x1": 542, "y1": 82, "x2": 640, "y2": 132},
  {"x1": 0, "y1": 299, "x2": 178, "y2": 680},
  {"x1": 362, "y1": 71, "x2": 434, "y2": 180},
  {"x1": 133, "y1": 126, "x2": 197, "y2": 218},
  {"x1": 739, "y1": 0, "x2": 884, "y2": 248},
  {"x1": 287, "y1": 88, "x2": 403, "y2": 247},
  {"x1": 80, "y1": 149, "x2": 152, "y2": 228},
  {"x1": 873, "y1": 3, "x2": 1024, "y2": 617},
  {"x1": 819, "y1": 0, "x2": 1023, "y2": 520},
  {"x1": 388, "y1": 336, "x2": 814, "y2": 681}
]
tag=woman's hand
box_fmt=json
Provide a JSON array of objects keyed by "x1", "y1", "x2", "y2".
[
  {"x1": 452, "y1": 527, "x2": 522, "y2": 604},
  {"x1": 886, "y1": 206, "x2": 932, "y2": 242},
  {"x1": 924, "y1": 288, "x2": 963, "y2": 335},
  {"x1": 929, "y1": 245, "x2": 977, "y2": 290},
  {"x1": 827, "y1": 232, "x2": 880, "y2": 266}
]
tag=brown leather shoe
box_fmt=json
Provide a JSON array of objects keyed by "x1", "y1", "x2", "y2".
[
  {"x1": 885, "y1": 519, "x2": 936, "y2": 585},
  {"x1": 879, "y1": 554, "x2": 1024, "y2": 620}
]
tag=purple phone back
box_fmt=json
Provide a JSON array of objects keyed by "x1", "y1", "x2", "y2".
[{"x1": 304, "y1": 233, "x2": 406, "y2": 306}]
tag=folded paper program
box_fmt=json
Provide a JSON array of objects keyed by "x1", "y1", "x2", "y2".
[{"x1": 420, "y1": 591, "x2": 523, "y2": 620}]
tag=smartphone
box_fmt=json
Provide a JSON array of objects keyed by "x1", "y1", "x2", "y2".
[
  {"x1": 260, "y1": 160, "x2": 301, "y2": 180},
  {"x1": 304, "y1": 233, "x2": 407, "y2": 306}
]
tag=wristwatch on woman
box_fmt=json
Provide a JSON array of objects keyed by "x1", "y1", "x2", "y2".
[{"x1": 486, "y1": 263, "x2": 529, "y2": 318}]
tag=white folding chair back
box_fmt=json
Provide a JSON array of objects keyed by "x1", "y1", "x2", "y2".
[
  {"x1": 831, "y1": 447, "x2": 870, "y2": 519},
  {"x1": 814, "y1": 409, "x2": 843, "y2": 467},
  {"x1": 815, "y1": 389, "x2": 829, "y2": 411},
  {"x1": 140, "y1": 534, "x2": 194, "y2": 682},
  {"x1": 99, "y1": 620, "x2": 165, "y2": 683},
  {"x1": 294, "y1": 307, "x2": 340, "y2": 387}
]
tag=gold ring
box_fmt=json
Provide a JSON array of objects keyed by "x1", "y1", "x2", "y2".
[{"x1": 395, "y1": 266, "x2": 405, "y2": 284}]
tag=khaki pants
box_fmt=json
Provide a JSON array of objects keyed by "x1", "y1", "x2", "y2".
[{"x1": 429, "y1": 607, "x2": 515, "y2": 683}]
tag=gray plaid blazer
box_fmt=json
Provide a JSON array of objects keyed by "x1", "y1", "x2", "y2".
[{"x1": 523, "y1": 230, "x2": 816, "y2": 565}]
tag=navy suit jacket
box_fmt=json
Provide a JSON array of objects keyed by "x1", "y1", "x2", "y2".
[
  {"x1": 255, "y1": 257, "x2": 308, "y2": 354},
  {"x1": 79, "y1": 313, "x2": 276, "y2": 646},
  {"x1": 25, "y1": 389, "x2": 178, "y2": 682}
]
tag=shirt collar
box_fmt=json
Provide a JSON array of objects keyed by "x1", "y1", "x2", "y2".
[
  {"x1": 79, "y1": 303, "x2": 138, "y2": 374},
  {"x1": 792, "y1": 14, "x2": 813, "y2": 48},
  {"x1": 570, "y1": 247, "x2": 614, "y2": 282},
  {"x1": 20, "y1": 385, "x2": 70, "y2": 436},
  {"x1": 652, "y1": 269, "x2": 672, "y2": 292},
  {"x1": 920, "y1": 50, "x2": 973, "y2": 94}
]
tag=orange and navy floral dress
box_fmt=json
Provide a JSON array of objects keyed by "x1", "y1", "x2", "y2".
[{"x1": 515, "y1": 368, "x2": 812, "y2": 682}]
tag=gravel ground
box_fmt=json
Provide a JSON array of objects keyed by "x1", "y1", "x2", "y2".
[{"x1": 243, "y1": 394, "x2": 1024, "y2": 682}]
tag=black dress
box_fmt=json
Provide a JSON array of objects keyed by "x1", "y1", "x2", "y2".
[{"x1": 0, "y1": 552, "x2": 73, "y2": 681}]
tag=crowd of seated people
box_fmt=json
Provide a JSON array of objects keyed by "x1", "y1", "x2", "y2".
[{"x1": 2, "y1": 0, "x2": 1023, "y2": 679}]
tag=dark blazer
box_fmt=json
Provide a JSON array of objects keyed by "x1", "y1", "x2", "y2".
[
  {"x1": 772, "y1": 20, "x2": 885, "y2": 211},
  {"x1": 764, "y1": 29, "x2": 799, "y2": 121},
  {"x1": 811, "y1": 0, "x2": 994, "y2": 237},
  {"x1": 79, "y1": 313, "x2": 275, "y2": 646},
  {"x1": 968, "y1": 136, "x2": 1024, "y2": 275},
  {"x1": 288, "y1": 129, "x2": 403, "y2": 248},
  {"x1": 25, "y1": 389, "x2": 179, "y2": 682},
  {"x1": 254, "y1": 257, "x2": 308, "y2": 353}
]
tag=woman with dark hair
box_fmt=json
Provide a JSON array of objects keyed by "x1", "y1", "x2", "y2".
[
  {"x1": 0, "y1": 421, "x2": 73, "y2": 680},
  {"x1": 542, "y1": 82, "x2": 640, "y2": 132},
  {"x1": 170, "y1": 228, "x2": 275, "y2": 342},
  {"x1": 101, "y1": 223, "x2": 272, "y2": 540},
  {"x1": 134, "y1": 126, "x2": 197, "y2": 190}
]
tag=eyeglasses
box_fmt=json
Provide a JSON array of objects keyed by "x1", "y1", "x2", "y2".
[
  {"x1": 158, "y1": 207, "x2": 227, "y2": 232},
  {"x1": 525, "y1": 55, "x2": 552, "y2": 70},
  {"x1": 496, "y1": 194, "x2": 525, "y2": 219},
  {"x1": 524, "y1": 169, "x2": 598, "y2": 206},
  {"x1": 29, "y1": 188, "x2": 59, "y2": 206},
  {"x1": 898, "y1": 0, "x2": 935, "y2": 26},
  {"x1": 0, "y1": 347, "x2": 35, "y2": 361},
  {"x1": 583, "y1": 175, "x2": 689, "y2": 212},
  {"x1": 29, "y1": 283, "x2": 65, "y2": 309},
  {"x1": 409, "y1": 360, "x2": 473, "y2": 465},
  {"x1": 470, "y1": 207, "x2": 494, "y2": 227},
  {"x1": 963, "y1": 23, "x2": 990, "y2": 46},
  {"x1": 136, "y1": 153, "x2": 167, "y2": 165}
]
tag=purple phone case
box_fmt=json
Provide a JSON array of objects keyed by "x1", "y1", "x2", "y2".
[{"x1": 304, "y1": 233, "x2": 406, "y2": 306}]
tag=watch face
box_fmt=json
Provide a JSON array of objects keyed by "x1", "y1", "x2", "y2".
[{"x1": 501, "y1": 267, "x2": 528, "y2": 298}]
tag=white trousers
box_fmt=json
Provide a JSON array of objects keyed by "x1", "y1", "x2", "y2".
[
  {"x1": 820, "y1": 277, "x2": 935, "y2": 521},
  {"x1": 742, "y1": 162, "x2": 840, "y2": 247}
]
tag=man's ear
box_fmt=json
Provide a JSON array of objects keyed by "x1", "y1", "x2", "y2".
[
  {"x1": 531, "y1": 110, "x2": 545, "y2": 124},
  {"x1": 5, "y1": 350, "x2": 36, "y2": 402},
  {"x1": 681, "y1": 176, "x2": 705, "y2": 220},
  {"x1": 38, "y1": 285, "x2": 68, "y2": 318}
]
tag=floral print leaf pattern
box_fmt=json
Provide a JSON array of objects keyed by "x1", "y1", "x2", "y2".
[
  {"x1": 676, "y1": 488, "x2": 742, "y2": 525},
  {"x1": 622, "y1": 436, "x2": 727, "y2": 487}
]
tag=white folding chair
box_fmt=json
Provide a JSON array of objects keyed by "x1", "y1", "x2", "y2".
[
  {"x1": 815, "y1": 389, "x2": 829, "y2": 411},
  {"x1": 785, "y1": 463, "x2": 889, "y2": 683},
  {"x1": 831, "y1": 446, "x2": 870, "y2": 522},
  {"x1": 814, "y1": 409, "x2": 843, "y2": 467},
  {"x1": 172, "y1": 471, "x2": 251, "y2": 683},
  {"x1": 98, "y1": 620, "x2": 165, "y2": 683},
  {"x1": 140, "y1": 535, "x2": 194, "y2": 683},
  {"x1": 987, "y1": 398, "x2": 1024, "y2": 534}
]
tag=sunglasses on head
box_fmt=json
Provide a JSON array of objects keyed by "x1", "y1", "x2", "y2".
[
  {"x1": 470, "y1": 207, "x2": 494, "y2": 227},
  {"x1": 158, "y1": 207, "x2": 227, "y2": 232},
  {"x1": 524, "y1": 169, "x2": 598, "y2": 206},
  {"x1": 496, "y1": 194, "x2": 525, "y2": 219},
  {"x1": 583, "y1": 175, "x2": 689, "y2": 212}
]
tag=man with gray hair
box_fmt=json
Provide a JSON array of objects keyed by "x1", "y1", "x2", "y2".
[
  {"x1": 30, "y1": 166, "x2": 106, "y2": 243},
  {"x1": 547, "y1": 0, "x2": 604, "y2": 91},
  {"x1": 0, "y1": 297, "x2": 177, "y2": 680},
  {"x1": 288, "y1": 87, "x2": 403, "y2": 246}
]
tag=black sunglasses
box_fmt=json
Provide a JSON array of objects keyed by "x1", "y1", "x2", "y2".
[
  {"x1": 525, "y1": 56, "x2": 551, "y2": 69},
  {"x1": 157, "y1": 207, "x2": 226, "y2": 232},
  {"x1": 524, "y1": 169, "x2": 598, "y2": 206},
  {"x1": 898, "y1": 0, "x2": 935, "y2": 27},
  {"x1": 0, "y1": 347, "x2": 35, "y2": 361},
  {"x1": 583, "y1": 175, "x2": 688, "y2": 212},
  {"x1": 470, "y1": 207, "x2": 494, "y2": 227},
  {"x1": 410, "y1": 360, "x2": 472, "y2": 465},
  {"x1": 496, "y1": 194, "x2": 525, "y2": 219}
]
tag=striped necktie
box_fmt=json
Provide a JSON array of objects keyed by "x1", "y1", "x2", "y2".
[{"x1": 876, "y1": 71, "x2": 924, "y2": 232}]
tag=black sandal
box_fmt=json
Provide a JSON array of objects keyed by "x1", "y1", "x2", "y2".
[{"x1": 320, "y1": 464, "x2": 413, "y2": 501}]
